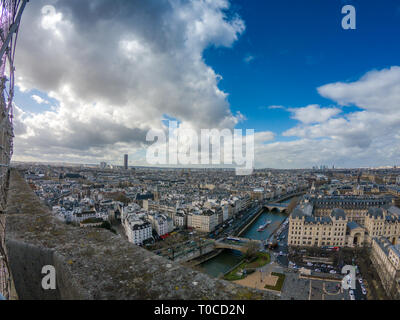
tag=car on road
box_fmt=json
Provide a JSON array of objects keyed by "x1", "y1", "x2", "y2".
[
  {"x1": 329, "y1": 270, "x2": 337, "y2": 274},
  {"x1": 314, "y1": 268, "x2": 321, "y2": 273},
  {"x1": 307, "y1": 262, "x2": 313, "y2": 266},
  {"x1": 358, "y1": 278, "x2": 363, "y2": 284}
]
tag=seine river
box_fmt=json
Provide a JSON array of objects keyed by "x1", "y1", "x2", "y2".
[{"x1": 198, "y1": 209, "x2": 287, "y2": 278}]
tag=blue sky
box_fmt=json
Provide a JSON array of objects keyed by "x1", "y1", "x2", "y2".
[
  {"x1": 203, "y1": 0, "x2": 400, "y2": 137},
  {"x1": 12, "y1": 0, "x2": 400, "y2": 168}
]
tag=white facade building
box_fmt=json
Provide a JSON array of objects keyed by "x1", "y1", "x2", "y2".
[
  {"x1": 123, "y1": 213, "x2": 152, "y2": 245},
  {"x1": 147, "y1": 213, "x2": 169, "y2": 236}
]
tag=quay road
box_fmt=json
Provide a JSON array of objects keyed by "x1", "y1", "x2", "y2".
[{"x1": 208, "y1": 204, "x2": 262, "y2": 239}]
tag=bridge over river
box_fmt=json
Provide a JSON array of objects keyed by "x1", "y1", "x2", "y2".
[
  {"x1": 213, "y1": 237, "x2": 262, "y2": 254},
  {"x1": 262, "y1": 190, "x2": 306, "y2": 213},
  {"x1": 264, "y1": 202, "x2": 288, "y2": 213}
]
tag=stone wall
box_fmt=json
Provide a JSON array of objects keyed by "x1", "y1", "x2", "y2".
[{"x1": 5, "y1": 170, "x2": 277, "y2": 300}]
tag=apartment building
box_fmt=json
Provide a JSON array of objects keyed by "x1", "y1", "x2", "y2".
[
  {"x1": 311, "y1": 196, "x2": 392, "y2": 225},
  {"x1": 143, "y1": 200, "x2": 177, "y2": 220},
  {"x1": 174, "y1": 210, "x2": 187, "y2": 229},
  {"x1": 71, "y1": 210, "x2": 98, "y2": 223},
  {"x1": 288, "y1": 202, "x2": 400, "y2": 248},
  {"x1": 187, "y1": 210, "x2": 218, "y2": 233},
  {"x1": 147, "y1": 213, "x2": 171, "y2": 236},
  {"x1": 364, "y1": 207, "x2": 400, "y2": 245},
  {"x1": 288, "y1": 208, "x2": 347, "y2": 247},
  {"x1": 123, "y1": 214, "x2": 152, "y2": 245},
  {"x1": 371, "y1": 237, "x2": 400, "y2": 299}
]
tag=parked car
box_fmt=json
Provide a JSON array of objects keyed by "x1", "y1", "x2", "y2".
[
  {"x1": 329, "y1": 270, "x2": 337, "y2": 274},
  {"x1": 358, "y1": 278, "x2": 363, "y2": 284},
  {"x1": 315, "y1": 268, "x2": 321, "y2": 273},
  {"x1": 362, "y1": 287, "x2": 367, "y2": 295},
  {"x1": 307, "y1": 262, "x2": 313, "y2": 266}
]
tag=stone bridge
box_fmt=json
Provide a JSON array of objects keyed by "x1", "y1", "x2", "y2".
[
  {"x1": 264, "y1": 203, "x2": 288, "y2": 213},
  {"x1": 213, "y1": 238, "x2": 262, "y2": 254}
]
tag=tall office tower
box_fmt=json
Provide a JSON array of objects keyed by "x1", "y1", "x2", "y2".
[{"x1": 124, "y1": 154, "x2": 128, "y2": 170}]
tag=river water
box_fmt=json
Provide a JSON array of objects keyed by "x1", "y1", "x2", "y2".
[{"x1": 198, "y1": 209, "x2": 287, "y2": 277}]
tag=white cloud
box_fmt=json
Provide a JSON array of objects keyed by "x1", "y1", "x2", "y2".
[
  {"x1": 254, "y1": 131, "x2": 275, "y2": 144},
  {"x1": 257, "y1": 66, "x2": 400, "y2": 168},
  {"x1": 267, "y1": 105, "x2": 285, "y2": 110},
  {"x1": 13, "y1": 0, "x2": 245, "y2": 164},
  {"x1": 317, "y1": 66, "x2": 400, "y2": 113},
  {"x1": 244, "y1": 54, "x2": 255, "y2": 64},
  {"x1": 288, "y1": 104, "x2": 341, "y2": 124},
  {"x1": 31, "y1": 94, "x2": 49, "y2": 105}
]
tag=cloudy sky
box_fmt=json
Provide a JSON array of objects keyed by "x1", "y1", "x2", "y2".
[{"x1": 12, "y1": 0, "x2": 400, "y2": 169}]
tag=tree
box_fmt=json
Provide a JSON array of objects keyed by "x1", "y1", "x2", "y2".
[
  {"x1": 286, "y1": 197, "x2": 299, "y2": 214},
  {"x1": 244, "y1": 241, "x2": 259, "y2": 259}
]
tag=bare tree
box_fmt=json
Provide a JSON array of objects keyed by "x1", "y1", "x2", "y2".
[
  {"x1": 286, "y1": 197, "x2": 299, "y2": 214},
  {"x1": 244, "y1": 241, "x2": 260, "y2": 259}
]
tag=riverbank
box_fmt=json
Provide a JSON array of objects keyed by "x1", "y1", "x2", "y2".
[
  {"x1": 185, "y1": 249, "x2": 223, "y2": 267},
  {"x1": 223, "y1": 252, "x2": 271, "y2": 281}
]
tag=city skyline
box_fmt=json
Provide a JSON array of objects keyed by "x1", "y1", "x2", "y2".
[{"x1": 11, "y1": 0, "x2": 400, "y2": 169}]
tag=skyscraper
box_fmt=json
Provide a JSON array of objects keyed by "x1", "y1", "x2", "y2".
[{"x1": 124, "y1": 154, "x2": 128, "y2": 170}]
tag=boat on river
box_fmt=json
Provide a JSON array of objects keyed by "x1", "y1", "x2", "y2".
[{"x1": 257, "y1": 220, "x2": 272, "y2": 232}]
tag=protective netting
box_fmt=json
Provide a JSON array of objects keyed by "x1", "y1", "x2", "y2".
[{"x1": 0, "y1": 0, "x2": 26, "y2": 300}]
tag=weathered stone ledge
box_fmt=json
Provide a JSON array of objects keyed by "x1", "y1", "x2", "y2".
[{"x1": 5, "y1": 170, "x2": 277, "y2": 300}]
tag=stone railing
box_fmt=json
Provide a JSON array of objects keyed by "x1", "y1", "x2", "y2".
[{"x1": 4, "y1": 170, "x2": 277, "y2": 300}]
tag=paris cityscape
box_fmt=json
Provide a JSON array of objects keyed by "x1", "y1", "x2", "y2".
[
  {"x1": 11, "y1": 161, "x2": 400, "y2": 301},
  {"x1": 1, "y1": 0, "x2": 400, "y2": 308}
]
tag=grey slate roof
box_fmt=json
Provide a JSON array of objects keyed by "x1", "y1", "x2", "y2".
[
  {"x1": 367, "y1": 207, "x2": 384, "y2": 219},
  {"x1": 347, "y1": 221, "x2": 362, "y2": 231},
  {"x1": 331, "y1": 208, "x2": 346, "y2": 220}
]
